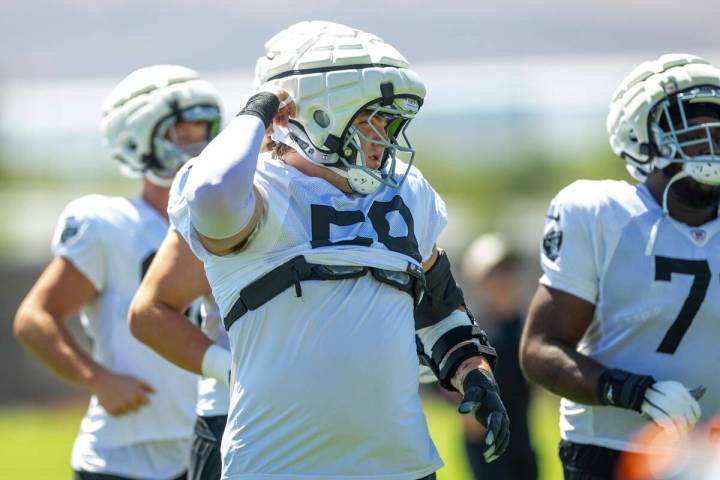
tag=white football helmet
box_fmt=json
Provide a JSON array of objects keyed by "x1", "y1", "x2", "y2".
[
  {"x1": 608, "y1": 54, "x2": 720, "y2": 184},
  {"x1": 101, "y1": 65, "x2": 222, "y2": 186},
  {"x1": 255, "y1": 21, "x2": 426, "y2": 194}
]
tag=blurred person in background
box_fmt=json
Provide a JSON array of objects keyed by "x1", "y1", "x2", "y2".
[
  {"x1": 520, "y1": 53, "x2": 720, "y2": 479},
  {"x1": 13, "y1": 65, "x2": 222, "y2": 480},
  {"x1": 461, "y1": 233, "x2": 538, "y2": 480}
]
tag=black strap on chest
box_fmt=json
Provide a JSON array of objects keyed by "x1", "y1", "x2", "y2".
[{"x1": 223, "y1": 255, "x2": 425, "y2": 331}]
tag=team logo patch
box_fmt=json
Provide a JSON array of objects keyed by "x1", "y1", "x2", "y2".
[
  {"x1": 543, "y1": 229, "x2": 563, "y2": 261},
  {"x1": 60, "y1": 216, "x2": 81, "y2": 244}
]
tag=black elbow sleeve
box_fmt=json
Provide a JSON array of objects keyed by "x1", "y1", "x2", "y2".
[
  {"x1": 414, "y1": 250, "x2": 498, "y2": 390},
  {"x1": 414, "y1": 250, "x2": 465, "y2": 329}
]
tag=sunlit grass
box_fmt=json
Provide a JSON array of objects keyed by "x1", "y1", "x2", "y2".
[
  {"x1": 424, "y1": 389, "x2": 561, "y2": 480},
  {"x1": 0, "y1": 403, "x2": 84, "y2": 480},
  {"x1": 0, "y1": 392, "x2": 560, "y2": 479}
]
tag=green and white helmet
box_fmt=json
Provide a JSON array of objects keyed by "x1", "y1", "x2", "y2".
[
  {"x1": 255, "y1": 21, "x2": 426, "y2": 194},
  {"x1": 101, "y1": 65, "x2": 222, "y2": 187},
  {"x1": 607, "y1": 53, "x2": 720, "y2": 184}
]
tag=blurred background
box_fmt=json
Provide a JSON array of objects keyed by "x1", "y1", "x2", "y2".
[{"x1": 2, "y1": 1, "x2": 719, "y2": 478}]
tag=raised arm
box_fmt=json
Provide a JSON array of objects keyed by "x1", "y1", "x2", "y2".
[{"x1": 185, "y1": 91, "x2": 294, "y2": 255}]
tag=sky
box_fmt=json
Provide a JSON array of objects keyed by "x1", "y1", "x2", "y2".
[
  {"x1": 2, "y1": 0, "x2": 720, "y2": 260},
  {"x1": 2, "y1": 0, "x2": 720, "y2": 176},
  {"x1": 2, "y1": 0, "x2": 719, "y2": 80}
]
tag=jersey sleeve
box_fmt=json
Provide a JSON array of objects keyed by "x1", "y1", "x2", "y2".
[
  {"x1": 51, "y1": 196, "x2": 107, "y2": 292},
  {"x1": 411, "y1": 168, "x2": 448, "y2": 262},
  {"x1": 539, "y1": 181, "x2": 600, "y2": 304},
  {"x1": 168, "y1": 160, "x2": 214, "y2": 263}
]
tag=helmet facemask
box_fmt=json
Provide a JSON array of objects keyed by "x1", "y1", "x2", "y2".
[
  {"x1": 276, "y1": 94, "x2": 421, "y2": 195},
  {"x1": 329, "y1": 98, "x2": 419, "y2": 194},
  {"x1": 649, "y1": 86, "x2": 720, "y2": 185},
  {"x1": 149, "y1": 104, "x2": 221, "y2": 183},
  {"x1": 101, "y1": 65, "x2": 222, "y2": 186}
]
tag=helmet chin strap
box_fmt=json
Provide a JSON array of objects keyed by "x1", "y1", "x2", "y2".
[
  {"x1": 273, "y1": 124, "x2": 382, "y2": 195},
  {"x1": 645, "y1": 169, "x2": 689, "y2": 256},
  {"x1": 326, "y1": 166, "x2": 381, "y2": 195},
  {"x1": 145, "y1": 169, "x2": 175, "y2": 188}
]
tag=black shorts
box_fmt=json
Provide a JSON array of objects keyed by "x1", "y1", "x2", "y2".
[
  {"x1": 559, "y1": 440, "x2": 626, "y2": 480},
  {"x1": 74, "y1": 471, "x2": 186, "y2": 480},
  {"x1": 189, "y1": 415, "x2": 227, "y2": 480}
]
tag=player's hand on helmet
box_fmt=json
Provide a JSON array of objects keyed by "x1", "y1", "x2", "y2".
[
  {"x1": 458, "y1": 369, "x2": 510, "y2": 463},
  {"x1": 272, "y1": 88, "x2": 295, "y2": 128},
  {"x1": 88, "y1": 368, "x2": 155, "y2": 416},
  {"x1": 640, "y1": 380, "x2": 702, "y2": 441}
]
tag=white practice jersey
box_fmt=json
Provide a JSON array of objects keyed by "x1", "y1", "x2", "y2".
[
  {"x1": 540, "y1": 179, "x2": 720, "y2": 453},
  {"x1": 170, "y1": 153, "x2": 446, "y2": 479},
  {"x1": 52, "y1": 195, "x2": 198, "y2": 477},
  {"x1": 196, "y1": 295, "x2": 230, "y2": 417}
]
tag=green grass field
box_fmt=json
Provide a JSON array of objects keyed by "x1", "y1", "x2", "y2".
[
  {"x1": 424, "y1": 390, "x2": 562, "y2": 479},
  {"x1": 0, "y1": 392, "x2": 561, "y2": 479}
]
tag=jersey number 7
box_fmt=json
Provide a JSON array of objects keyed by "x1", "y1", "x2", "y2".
[{"x1": 654, "y1": 256, "x2": 711, "y2": 354}]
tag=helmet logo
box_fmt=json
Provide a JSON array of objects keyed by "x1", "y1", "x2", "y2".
[{"x1": 397, "y1": 98, "x2": 419, "y2": 114}]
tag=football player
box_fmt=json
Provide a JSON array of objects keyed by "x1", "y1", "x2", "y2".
[
  {"x1": 13, "y1": 65, "x2": 222, "y2": 480},
  {"x1": 520, "y1": 53, "x2": 720, "y2": 479},
  {"x1": 163, "y1": 21, "x2": 509, "y2": 479}
]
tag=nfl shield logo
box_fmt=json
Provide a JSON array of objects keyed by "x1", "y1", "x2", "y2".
[{"x1": 690, "y1": 228, "x2": 706, "y2": 243}]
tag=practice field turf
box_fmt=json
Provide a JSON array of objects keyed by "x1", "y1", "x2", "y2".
[{"x1": 0, "y1": 392, "x2": 561, "y2": 479}]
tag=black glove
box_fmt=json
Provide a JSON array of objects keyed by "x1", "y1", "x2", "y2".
[
  {"x1": 458, "y1": 369, "x2": 510, "y2": 463},
  {"x1": 596, "y1": 368, "x2": 655, "y2": 411}
]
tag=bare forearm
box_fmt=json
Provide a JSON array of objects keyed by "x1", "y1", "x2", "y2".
[
  {"x1": 14, "y1": 309, "x2": 103, "y2": 388},
  {"x1": 521, "y1": 338, "x2": 605, "y2": 404},
  {"x1": 129, "y1": 301, "x2": 213, "y2": 375},
  {"x1": 451, "y1": 355, "x2": 493, "y2": 393}
]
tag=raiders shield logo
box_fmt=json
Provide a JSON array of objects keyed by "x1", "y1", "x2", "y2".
[
  {"x1": 60, "y1": 216, "x2": 81, "y2": 244},
  {"x1": 543, "y1": 229, "x2": 563, "y2": 261}
]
